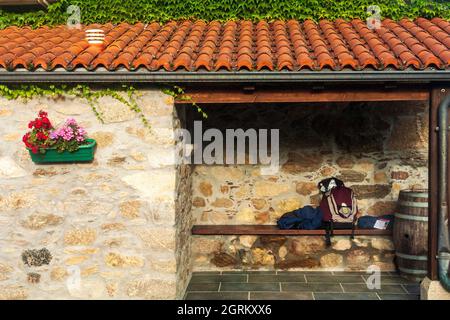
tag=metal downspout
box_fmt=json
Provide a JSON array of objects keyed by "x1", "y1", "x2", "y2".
[{"x1": 438, "y1": 94, "x2": 450, "y2": 291}]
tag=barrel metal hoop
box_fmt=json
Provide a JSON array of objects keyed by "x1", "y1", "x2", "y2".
[
  {"x1": 396, "y1": 252, "x2": 428, "y2": 261},
  {"x1": 398, "y1": 266, "x2": 428, "y2": 275},
  {"x1": 400, "y1": 192, "x2": 429, "y2": 198},
  {"x1": 397, "y1": 201, "x2": 428, "y2": 208},
  {"x1": 395, "y1": 213, "x2": 429, "y2": 222}
]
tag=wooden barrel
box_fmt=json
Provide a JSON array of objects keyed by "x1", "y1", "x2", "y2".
[{"x1": 394, "y1": 190, "x2": 428, "y2": 281}]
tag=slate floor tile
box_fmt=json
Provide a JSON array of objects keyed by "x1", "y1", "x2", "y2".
[
  {"x1": 277, "y1": 271, "x2": 333, "y2": 275},
  {"x1": 402, "y1": 284, "x2": 420, "y2": 295},
  {"x1": 306, "y1": 275, "x2": 365, "y2": 283},
  {"x1": 332, "y1": 271, "x2": 392, "y2": 276},
  {"x1": 222, "y1": 271, "x2": 276, "y2": 275},
  {"x1": 192, "y1": 271, "x2": 221, "y2": 275},
  {"x1": 248, "y1": 275, "x2": 306, "y2": 283},
  {"x1": 282, "y1": 282, "x2": 343, "y2": 293},
  {"x1": 332, "y1": 271, "x2": 367, "y2": 275},
  {"x1": 250, "y1": 292, "x2": 314, "y2": 300},
  {"x1": 362, "y1": 275, "x2": 417, "y2": 285},
  {"x1": 190, "y1": 275, "x2": 247, "y2": 283},
  {"x1": 378, "y1": 294, "x2": 420, "y2": 300},
  {"x1": 314, "y1": 292, "x2": 379, "y2": 300},
  {"x1": 185, "y1": 292, "x2": 249, "y2": 300},
  {"x1": 342, "y1": 283, "x2": 405, "y2": 294},
  {"x1": 187, "y1": 283, "x2": 220, "y2": 292},
  {"x1": 220, "y1": 282, "x2": 280, "y2": 292}
]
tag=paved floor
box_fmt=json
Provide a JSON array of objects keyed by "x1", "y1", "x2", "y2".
[{"x1": 184, "y1": 271, "x2": 420, "y2": 300}]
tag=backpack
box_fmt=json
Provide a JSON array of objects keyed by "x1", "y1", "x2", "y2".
[
  {"x1": 319, "y1": 185, "x2": 359, "y2": 246},
  {"x1": 277, "y1": 206, "x2": 323, "y2": 230}
]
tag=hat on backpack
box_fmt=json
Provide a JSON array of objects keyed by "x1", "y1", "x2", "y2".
[{"x1": 317, "y1": 177, "x2": 344, "y2": 194}]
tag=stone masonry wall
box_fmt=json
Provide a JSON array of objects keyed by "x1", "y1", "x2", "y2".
[
  {"x1": 174, "y1": 105, "x2": 193, "y2": 297},
  {"x1": 191, "y1": 101, "x2": 429, "y2": 271},
  {"x1": 0, "y1": 89, "x2": 191, "y2": 299}
]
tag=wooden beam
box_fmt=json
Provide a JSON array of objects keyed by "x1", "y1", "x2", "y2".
[
  {"x1": 192, "y1": 225, "x2": 392, "y2": 236},
  {"x1": 429, "y1": 86, "x2": 450, "y2": 280},
  {"x1": 179, "y1": 86, "x2": 429, "y2": 104}
]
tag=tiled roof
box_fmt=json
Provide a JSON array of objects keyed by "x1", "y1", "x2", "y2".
[{"x1": 0, "y1": 18, "x2": 449, "y2": 72}]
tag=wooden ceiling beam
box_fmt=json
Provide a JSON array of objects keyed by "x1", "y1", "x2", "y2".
[{"x1": 178, "y1": 86, "x2": 429, "y2": 104}]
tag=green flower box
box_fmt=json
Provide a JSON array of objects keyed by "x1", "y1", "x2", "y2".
[{"x1": 28, "y1": 139, "x2": 97, "y2": 164}]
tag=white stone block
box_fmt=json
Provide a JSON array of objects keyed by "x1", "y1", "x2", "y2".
[
  {"x1": 147, "y1": 146, "x2": 177, "y2": 168},
  {"x1": 0, "y1": 156, "x2": 27, "y2": 178},
  {"x1": 421, "y1": 277, "x2": 450, "y2": 300},
  {"x1": 121, "y1": 170, "x2": 176, "y2": 199}
]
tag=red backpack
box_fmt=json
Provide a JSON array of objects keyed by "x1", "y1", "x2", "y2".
[{"x1": 319, "y1": 186, "x2": 359, "y2": 245}]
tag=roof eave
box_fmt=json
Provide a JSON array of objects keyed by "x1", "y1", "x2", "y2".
[{"x1": 0, "y1": 69, "x2": 449, "y2": 84}]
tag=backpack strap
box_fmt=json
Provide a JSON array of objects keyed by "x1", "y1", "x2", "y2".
[
  {"x1": 325, "y1": 221, "x2": 334, "y2": 247},
  {"x1": 350, "y1": 213, "x2": 358, "y2": 240},
  {"x1": 350, "y1": 221, "x2": 355, "y2": 240}
]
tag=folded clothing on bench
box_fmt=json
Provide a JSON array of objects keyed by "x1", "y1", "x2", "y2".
[
  {"x1": 277, "y1": 205, "x2": 323, "y2": 230},
  {"x1": 357, "y1": 214, "x2": 394, "y2": 229}
]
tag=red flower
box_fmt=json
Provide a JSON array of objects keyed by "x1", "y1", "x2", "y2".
[
  {"x1": 34, "y1": 119, "x2": 42, "y2": 129},
  {"x1": 24, "y1": 110, "x2": 54, "y2": 154},
  {"x1": 22, "y1": 133, "x2": 32, "y2": 147},
  {"x1": 42, "y1": 117, "x2": 52, "y2": 129},
  {"x1": 39, "y1": 110, "x2": 48, "y2": 118},
  {"x1": 36, "y1": 132, "x2": 48, "y2": 141}
]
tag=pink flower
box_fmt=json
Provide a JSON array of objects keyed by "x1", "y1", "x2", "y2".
[{"x1": 49, "y1": 118, "x2": 87, "y2": 143}]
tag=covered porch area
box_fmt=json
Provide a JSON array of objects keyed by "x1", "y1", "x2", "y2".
[{"x1": 180, "y1": 82, "x2": 449, "y2": 300}]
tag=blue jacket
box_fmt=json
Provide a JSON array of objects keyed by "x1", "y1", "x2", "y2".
[{"x1": 277, "y1": 206, "x2": 323, "y2": 230}]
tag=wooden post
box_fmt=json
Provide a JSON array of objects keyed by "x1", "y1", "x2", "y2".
[{"x1": 429, "y1": 86, "x2": 450, "y2": 280}]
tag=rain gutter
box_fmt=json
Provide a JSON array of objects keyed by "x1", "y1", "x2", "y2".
[{"x1": 0, "y1": 69, "x2": 449, "y2": 84}]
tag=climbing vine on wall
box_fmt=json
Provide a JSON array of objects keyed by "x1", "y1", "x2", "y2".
[
  {"x1": 0, "y1": 84, "x2": 150, "y2": 127},
  {"x1": 0, "y1": 84, "x2": 206, "y2": 127},
  {"x1": 0, "y1": 0, "x2": 448, "y2": 29},
  {"x1": 162, "y1": 85, "x2": 208, "y2": 119}
]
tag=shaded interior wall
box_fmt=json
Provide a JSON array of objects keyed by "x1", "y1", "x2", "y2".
[{"x1": 190, "y1": 101, "x2": 429, "y2": 271}]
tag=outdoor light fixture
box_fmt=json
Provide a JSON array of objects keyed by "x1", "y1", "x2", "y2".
[{"x1": 85, "y1": 29, "x2": 105, "y2": 46}]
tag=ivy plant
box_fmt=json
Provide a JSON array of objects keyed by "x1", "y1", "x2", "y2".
[
  {"x1": 0, "y1": 84, "x2": 150, "y2": 127},
  {"x1": 0, "y1": 84, "x2": 206, "y2": 127},
  {"x1": 0, "y1": 0, "x2": 448, "y2": 29}
]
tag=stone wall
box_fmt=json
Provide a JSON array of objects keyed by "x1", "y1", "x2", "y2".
[
  {"x1": 193, "y1": 235, "x2": 395, "y2": 271},
  {"x1": 174, "y1": 105, "x2": 194, "y2": 297},
  {"x1": 0, "y1": 89, "x2": 191, "y2": 299},
  {"x1": 191, "y1": 101, "x2": 429, "y2": 271}
]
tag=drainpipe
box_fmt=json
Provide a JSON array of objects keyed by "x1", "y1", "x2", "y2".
[{"x1": 438, "y1": 93, "x2": 450, "y2": 291}]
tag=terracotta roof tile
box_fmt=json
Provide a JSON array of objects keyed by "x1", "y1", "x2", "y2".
[
  {"x1": 0, "y1": 18, "x2": 448, "y2": 72},
  {"x1": 383, "y1": 18, "x2": 443, "y2": 68}
]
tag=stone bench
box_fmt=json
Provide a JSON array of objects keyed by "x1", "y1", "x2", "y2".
[{"x1": 192, "y1": 225, "x2": 392, "y2": 236}]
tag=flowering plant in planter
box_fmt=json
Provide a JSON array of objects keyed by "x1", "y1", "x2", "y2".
[
  {"x1": 22, "y1": 110, "x2": 53, "y2": 154},
  {"x1": 23, "y1": 111, "x2": 96, "y2": 163},
  {"x1": 49, "y1": 118, "x2": 88, "y2": 153}
]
